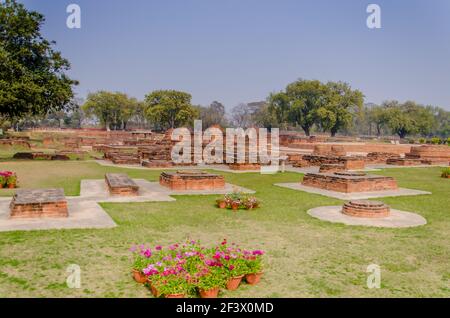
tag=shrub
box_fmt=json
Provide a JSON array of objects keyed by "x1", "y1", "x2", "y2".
[
  {"x1": 0, "y1": 175, "x2": 5, "y2": 187},
  {"x1": 430, "y1": 137, "x2": 441, "y2": 145},
  {"x1": 419, "y1": 138, "x2": 426, "y2": 144},
  {"x1": 441, "y1": 168, "x2": 450, "y2": 178}
]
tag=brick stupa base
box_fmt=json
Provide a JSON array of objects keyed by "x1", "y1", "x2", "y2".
[
  {"x1": 228, "y1": 163, "x2": 261, "y2": 171},
  {"x1": 386, "y1": 158, "x2": 425, "y2": 166},
  {"x1": 142, "y1": 160, "x2": 174, "y2": 168},
  {"x1": 10, "y1": 188, "x2": 68, "y2": 218},
  {"x1": 302, "y1": 171, "x2": 398, "y2": 193},
  {"x1": 160, "y1": 171, "x2": 225, "y2": 190},
  {"x1": 319, "y1": 164, "x2": 346, "y2": 173},
  {"x1": 342, "y1": 200, "x2": 390, "y2": 218},
  {"x1": 105, "y1": 173, "x2": 139, "y2": 196}
]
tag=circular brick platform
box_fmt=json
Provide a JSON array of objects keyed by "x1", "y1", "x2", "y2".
[
  {"x1": 342, "y1": 200, "x2": 390, "y2": 218},
  {"x1": 307, "y1": 206, "x2": 426, "y2": 228}
]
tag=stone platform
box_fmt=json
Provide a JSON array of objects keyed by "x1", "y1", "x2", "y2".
[
  {"x1": 160, "y1": 170, "x2": 225, "y2": 190},
  {"x1": 307, "y1": 205, "x2": 426, "y2": 228},
  {"x1": 9, "y1": 189, "x2": 68, "y2": 218},
  {"x1": 386, "y1": 158, "x2": 424, "y2": 166},
  {"x1": 274, "y1": 182, "x2": 431, "y2": 200},
  {"x1": 319, "y1": 164, "x2": 345, "y2": 173},
  {"x1": 302, "y1": 171, "x2": 398, "y2": 193},
  {"x1": 342, "y1": 200, "x2": 390, "y2": 218},
  {"x1": 105, "y1": 173, "x2": 139, "y2": 196}
]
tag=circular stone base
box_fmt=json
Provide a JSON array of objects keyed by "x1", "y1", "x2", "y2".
[
  {"x1": 342, "y1": 200, "x2": 390, "y2": 218},
  {"x1": 307, "y1": 206, "x2": 426, "y2": 228}
]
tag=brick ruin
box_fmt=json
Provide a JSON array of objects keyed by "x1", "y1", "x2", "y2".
[
  {"x1": 13, "y1": 152, "x2": 70, "y2": 160},
  {"x1": 405, "y1": 145, "x2": 450, "y2": 164},
  {"x1": 159, "y1": 170, "x2": 225, "y2": 190},
  {"x1": 365, "y1": 152, "x2": 401, "y2": 164},
  {"x1": 0, "y1": 138, "x2": 31, "y2": 148},
  {"x1": 301, "y1": 155, "x2": 366, "y2": 170},
  {"x1": 9, "y1": 188, "x2": 68, "y2": 218},
  {"x1": 342, "y1": 200, "x2": 391, "y2": 218},
  {"x1": 386, "y1": 158, "x2": 424, "y2": 166},
  {"x1": 302, "y1": 171, "x2": 398, "y2": 193},
  {"x1": 105, "y1": 173, "x2": 139, "y2": 196},
  {"x1": 319, "y1": 163, "x2": 346, "y2": 173}
]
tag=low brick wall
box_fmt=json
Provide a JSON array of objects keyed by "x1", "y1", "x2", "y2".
[
  {"x1": 405, "y1": 145, "x2": 450, "y2": 163},
  {"x1": 342, "y1": 200, "x2": 390, "y2": 218},
  {"x1": 386, "y1": 158, "x2": 424, "y2": 166},
  {"x1": 319, "y1": 164, "x2": 345, "y2": 173},
  {"x1": 10, "y1": 189, "x2": 68, "y2": 218},
  {"x1": 228, "y1": 163, "x2": 261, "y2": 171},
  {"x1": 105, "y1": 173, "x2": 139, "y2": 196},
  {"x1": 142, "y1": 160, "x2": 174, "y2": 168},
  {"x1": 365, "y1": 152, "x2": 401, "y2": 164},
  {"x1": 160, "y1": 171, "x2": 225, "y2": 190},
  {"x1": 302, "y1": 155, "x2": 365, "y2": 170},
  {"x1": 302, "y1": 171, "x2": 398, "y2": 193}
]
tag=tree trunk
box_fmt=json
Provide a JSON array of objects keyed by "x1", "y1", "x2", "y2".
[{"x1": 303, "y1": 126, "x2": 310, "y2": 137}]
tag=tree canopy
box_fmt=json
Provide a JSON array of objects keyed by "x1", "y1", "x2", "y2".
[
  {"x1": 0, "y1": 0, "x2": 77, "y2": 119},
  {"x1": 82, "y1": 91, "x2": 141, "y2": 131},
  {"x1": 144, "y1": 90, "x2": 198, "y2": 129}
]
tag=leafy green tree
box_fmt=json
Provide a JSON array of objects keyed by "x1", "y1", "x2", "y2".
[
  {"x1": 82, "y1": 91, "x2": 140, "y2": 130},
  {"x1": 0, "y1": 0, "x2": 77, "y2": 119},
  {"x1": 269, "y1": 79, "x2": 328, "y2": 136},
  {"x1": 384, "y1": 101, "x2": 435, "y2": 138},
  {"x1": 145, "y1": 90, "x2": 198, "y2": 129},
  {"x1": 367, "y1": 104, "x2": 390, "y2": 137},
  {"x1": 195, "y1": 101, "x2": 227, "y2": 128},
  {"x1": 317, "y1": 81, "x2": 364, "y2": 136}
]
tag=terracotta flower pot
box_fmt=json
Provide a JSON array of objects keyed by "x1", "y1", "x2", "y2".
[
  {"x1": 7, "y1": 183, "x2": 15, "y2": 189},
  {"x1": 0, "y1": 184, "x2": 3, "y2": 189},
  {"x1": 165, "y1": 293, "x2": 185, "y2": 298},
  {"x1": 132, "y1": 269, "x2": 147, "y2": 284},
  {"x1": 218, "y1": 201, "x2": 227, "y2": 209},
  {"x1": 199, "y1": 287, "x2": 220, "y2": 298},
  {"x1": 245, "y1": 272, "x2": 263, "y2": 285},
  {"x1": 149, "y1": 283, "x2": 161, "y2": 298},
  {"x1": 226, "y1": 275, "x2": 244, "y2": 291},
  {"x1": 231, "y1": 202, "x2": 240, "y2": 211}
]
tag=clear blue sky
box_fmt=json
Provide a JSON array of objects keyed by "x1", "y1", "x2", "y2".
[{"x1": 22, "y1": 0, "x2": 450, "y2": 110}]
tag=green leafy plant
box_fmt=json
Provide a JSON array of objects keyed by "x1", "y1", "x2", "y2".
[
  {"x1": 6, "y1": 174, "x2": 17, "y2": 186},
  {"x1": 441, "y1": 168, "x2": 450, "y2": 178},
  {"x1": 431, "y1": 137, "x2": 441, "y2": 145},
  {"x1": 0, "y1": 175, "x2": 6, "y2": 187},
  {"x1": 151, "y1": 274, "x2": 190, "y2": 297}
]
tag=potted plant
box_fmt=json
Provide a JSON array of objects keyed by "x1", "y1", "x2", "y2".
[
  {"x1": 216, "y1": 198, "x2": 227, "y2": 209},
  {"x1": 6, "y1": 174, "x2": 17, "y2": 189},
  {"x1": 441, "y1": 168, "x2": 450, "y2": 179},
  {"x1": 130, "y1": 246, "x2": 153, "y2": 284},
  {"x1": 243, "y1": 196, "x2": 259, "y2": 210},
  {"x1": 196, "y1": 268, "x2": 225, "y2": 298},
  {"x1": 152, "y1": 274, "x2": 188, "y2": 298},
  {"x1": 0, "y1": 175, "x2": 5, "y2": 189},
  {"x1": 244, "y1": 250, "x2": 264, "y2": 285},
  {"x1": 231, "y1": 199, "x2": 241, "y2": 211},
  {"x1": 225, "y1": 257, "x2": 247, "y2": 290}
]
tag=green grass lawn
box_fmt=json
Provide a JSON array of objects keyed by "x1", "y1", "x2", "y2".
[{"x1": 0, "y1": 160, "x2": 448, "y2": 297}]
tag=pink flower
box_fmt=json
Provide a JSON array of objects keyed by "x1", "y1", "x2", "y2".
[
  {"x1": 229, "y1": 265, "x2": 235, "y2": 271},
  {"x1": 155, "y1": 245, "x2": 162, "y2": 251},
  {"x1": 143, "y1": 249, "x2": 152, "y2": 258},
  {"x1": 252, "y1": 250, "x2": 264, "y2": 256}
]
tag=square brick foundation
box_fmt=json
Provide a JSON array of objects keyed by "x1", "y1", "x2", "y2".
[
  {"x1": 302, "y1": 171, "x2": 398, "y2": 193},
  {"x1": 10, "y1": 189, "x2": 68, "y2": 218},
  {"x1": 160, "y1": 171, "x2": 225, "y2": 190},
  {"x1": 228, "y1": 163, "x2": 261, "y2": 171},
  {"x1": 105, "y1": 173, "x2": 139, "y2": 196}
]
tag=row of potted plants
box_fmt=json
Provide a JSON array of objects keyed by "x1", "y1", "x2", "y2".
[
  {"x1": 216, "y1": 192, "x2": 260, "y2": 210},
  {"x1": 441, "y1": 167, "x2": 450, "y2": 179},
  {"x1": 131, "y1": 239, "x2": 264, "y2": 298},
  {"x1": 0, "y1": 171, "x2": 17, "y2": 188}
]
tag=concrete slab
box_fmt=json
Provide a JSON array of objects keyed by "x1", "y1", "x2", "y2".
[
  {"x1": 273, "y1": 183, "x2": 431, "y2": 200},
  {"x1": 80, "y1": 179, "x2": 254, "y2": 200},
  {"x1": 0, "y1": 197, "x2": 116, "y2": 232},
  {"x1": 307, "y1": 205, "x2": 427, "y2": 228}
]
